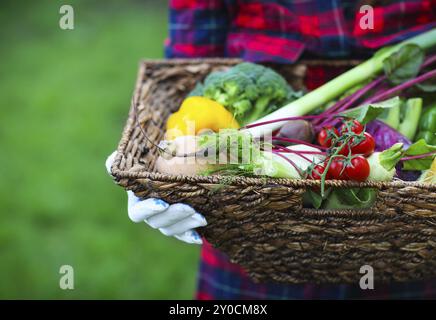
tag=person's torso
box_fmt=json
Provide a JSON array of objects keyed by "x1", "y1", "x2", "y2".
[{"x1": 224, "y1": 0, "x2": 435, "y2": 61}]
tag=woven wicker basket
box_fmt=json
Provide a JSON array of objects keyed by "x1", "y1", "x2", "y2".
[{"x1": 111, "y1": 58, "x2": 436, "y2": 284}]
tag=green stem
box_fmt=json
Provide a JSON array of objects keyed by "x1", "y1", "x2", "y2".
[
  {"x1": 243, "y1": 96, "x2": 270, "y2": 125},
  {"x1": 320, "y1": 137, "x2": 350, "y2": 197},
  {"x1": 398, "y1": 98, "x2": 422, "y2": 140}
]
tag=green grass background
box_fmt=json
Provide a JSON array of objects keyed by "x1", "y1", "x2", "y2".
[{"x1": 0, "y1": 0, "x2": 200, "y2": 299}]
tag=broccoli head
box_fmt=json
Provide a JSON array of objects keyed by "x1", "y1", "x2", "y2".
[{"x1": 187, "y1": 62, "x2": 301, "y2": 126}]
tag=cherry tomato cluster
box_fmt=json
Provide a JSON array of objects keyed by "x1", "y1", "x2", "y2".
[{"x1": 310, "y1": 120, "x2": 375, "y2": 182}]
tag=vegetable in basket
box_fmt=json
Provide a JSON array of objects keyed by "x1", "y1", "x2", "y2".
[
  {"x1": 305, "y1": 139, "x2": 436, "y2": 209},
  {"x1": 166, "y1": 96, "x2": 239, "y2": 140},
  {"x1": 159, "y1": 29, "x2": 436, "y2": 191},
  {"x1": 419, "y1": 158, "x2": 436, "y2": 184},
  {"x1": 365, "y1": 119, "x2": 421, "y2": 181},
  {"x1": 275, "y1": 120, "x2": 314, "y2": 146},
  {"x1": 366, "y1": 120, "x2": 411, "y2": 151},
  {"x1": 377, "y1": 98, "x2": 423, "y2": 140},
  {"x1": 415, "y1": 102, "x2": 436, "y2": 145},
  {"x1": 398, "y1": 98, "x2": 423, "y2": 140},
  {"x1": 238, "y1": 34, "x2": 436, "y2": 187},
  {"x1": 188, "y1": 62, "x2": 302, "y2": 126},
  {"x1": 322, "y1": 188, "x2": 377, "y2": 210},
  {"x1": 200, "y1": 129, "x2": 324, "y2": 178},
  {"x1": 251, "y1": 144, "x2": 325, "y2": 179},
  {"x1": 155, "y1": 136, "x2": 213, "y2": 176},
  {"x1": 367, "y1": 140, "x2": 436, "y2": 181},
  {"x1": 366, "y1": 145, "x2": 402, "y2": 182},
  {"x1": 197, "y1": 120, "x2": 379, "y2": 183},
  {"x1": 160, "y1": 128, "x2": 324, "y2": 180}
]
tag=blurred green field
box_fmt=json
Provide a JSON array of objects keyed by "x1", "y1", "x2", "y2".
[{"x1": 0, "y1": 0, "x2": 200, "y2": 299}]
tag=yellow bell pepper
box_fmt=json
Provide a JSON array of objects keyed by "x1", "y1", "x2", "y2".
[{"x1": 166, "y1": 96, "x2": 239, "y2": 140}]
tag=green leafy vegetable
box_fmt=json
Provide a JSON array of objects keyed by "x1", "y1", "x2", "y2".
[
  {"x1": 368, "y1": 140, "x2": 436, "y2": 175},
  {"x1": 383, "y1": 44, "x2": 424, "y2": 85},
  {"x1": 340, "y1": 97, "x2": 401, "y2": 124},
  {"x1": 304, "y1": 187, "x2": 377, "y2": 210},
  {"x1": 378, "y1": 143, "x2": 404, "y2": 171},
  {"x1": 323, "y1": 188, "x2": 377, "y2": 210},
  {"x1": 303, "y1": 190, "x2": 325, "y2": 209},
  {"x1": 376, "y1": 97, "x2": 422, "y2": 139},
  {"x1": 378, "y1": 103, "x2": 400, "y2": 129},
  {"x1": 402, "y1": 139, "x2": 436, "y2": 170}
]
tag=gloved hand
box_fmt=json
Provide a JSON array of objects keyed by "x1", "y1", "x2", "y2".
[{"x1": 105, "y1": 151, "x2": 206, "y2": 244}]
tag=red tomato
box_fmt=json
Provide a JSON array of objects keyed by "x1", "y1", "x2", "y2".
[
  {"x1": 310, "y1": 164, "x2": 331, "y2": 180},
  {"x1": 337, "y1": 142, "x2": 350, "y2": 156},
  {"x1": 345, "y1": 156, "x2": 370, "y2": 182},
  {"x1": 328, "y1": 159, "x2": 348, "y2": 180},
  {"x1": 317, "y1": 126, "x2": 339, "y2": 148},
  {"x1": 351, "y1": 132, "x2": 375, "y2": 156},
  {"x1": 340, "y1": 120, "x2": 364, "y2": 134}
]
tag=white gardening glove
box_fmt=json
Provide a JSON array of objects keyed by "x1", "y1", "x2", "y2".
[{"x1": 105, "y1": 151, "x2": 206, "y2": 244}]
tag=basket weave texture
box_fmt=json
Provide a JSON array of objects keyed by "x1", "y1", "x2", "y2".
[{"x1": 111, "y1": 58, "x2": 436, "y2": 284}]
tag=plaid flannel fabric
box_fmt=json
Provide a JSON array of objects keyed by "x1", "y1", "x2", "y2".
[
  {"x1": 165, "y1": 0, "x2": 436, "y2": 299},
  {"x1": 197, "y1": 241, "x2": 436, "y2": 300},
  {"x1": 166, "y1": 0, "x2": 436, "y2": 62}
]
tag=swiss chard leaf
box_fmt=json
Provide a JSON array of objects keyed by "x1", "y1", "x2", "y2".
[
  {"x1": 340, "y1": 96, "x2": 401, "y2": 124},
  {"x1": 383, "y1": 44, "x2": 424, "y2": 85},
  {"x1": 403, "y1": 139, "x2": 436, "y2": 170}
]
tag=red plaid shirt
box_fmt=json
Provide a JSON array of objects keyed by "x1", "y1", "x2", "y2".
[
  {"x1": 166, "y1": 0, "x2": 435, "y2": 62},
  {"x1": 165, "y1": 0, "x2": 436, "y2": 299}
]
